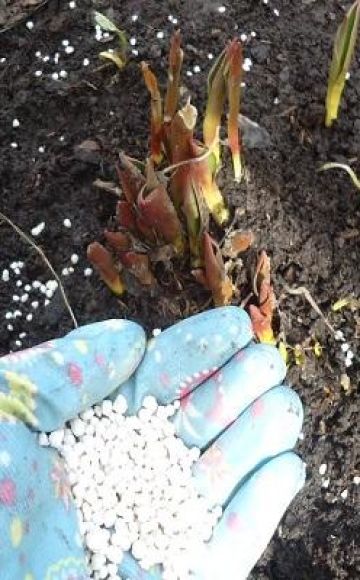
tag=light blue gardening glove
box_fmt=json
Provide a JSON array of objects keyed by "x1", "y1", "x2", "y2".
[{"x1": 0, "y1": 307, "x2": 305, "y2": 580}]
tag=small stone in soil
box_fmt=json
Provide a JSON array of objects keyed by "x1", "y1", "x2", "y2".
[
  {"x1": 319, "y1": 463, "x2": 327, "y2": 476},
  {"x1": 31, "y1": 222, "x2": 45, "y2": 237}
]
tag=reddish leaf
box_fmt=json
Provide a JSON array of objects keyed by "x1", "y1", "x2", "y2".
[
  {"x1": 115, "y1": 200, "x2": 137, "y2": 230},
  {"x1": 164, "y1": 30, "x2": 184, "y2": 122},
  {"x1": 104, "y1": 230, "x2": 131, "y2": 253},
  {"x1": 138, "y1": 162, "x2": 184, "y2": 253},
  {"x1": 253, "y1": 250, "x2": 271, "y2": 297},
  {"x1": 259, "y1": 281, "x2": 276, "y2": 320},
  {"x1": 141, "y1": 62, "x2": 163, "y2": 164},
  {"x1": 119, "y1": 252, "x2": 156, "y2": 287},
  {"x1": 87, "y1": 242, "x2": 125, "y2": 296},
  {"x1": 191, "y1": 268, "x2": 209, "y2": 288},
  {"x1": 135, "y1": 215, "x2": 157, "y2": 243},
  {"x1": 200, "y1": 232, "x2": 233, "y2": 306},
  {"x1": 117, "y1": 153, "x2": 146, "y2": 204},
  {"x1": 249, "y1": 304, "x2": 275, "y2": 345},
  {"x1": 251, "y1": 250, "x2": 276, "y2": 343}
]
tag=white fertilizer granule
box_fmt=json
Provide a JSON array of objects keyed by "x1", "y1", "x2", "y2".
[{"x1": 41, "y1": 394, "x2": 221, "y2": 580}]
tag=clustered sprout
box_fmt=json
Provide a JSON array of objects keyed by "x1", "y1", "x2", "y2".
[
  {"x1": 94, "y1": 11, "x2": 127, "y2": 70},
  {"x1": 88, "y1": 31, "x2": 276, "y2": 343}
]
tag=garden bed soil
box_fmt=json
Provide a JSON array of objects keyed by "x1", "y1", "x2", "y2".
[{"x1": 0, "y1": 1, "x2": 359, "y2": 578}]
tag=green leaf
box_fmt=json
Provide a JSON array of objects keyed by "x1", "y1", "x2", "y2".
[
  {"x1": 93, "y1": 11, "x2": 127, "y2": 50},
  {"x1": 330, "y1": 1, "x2": 360, "y2": 82},
  {"x1": 326, "y1": 1, "x2": 360, "y2": 126},
  {"x1": 99, "y1": 50, "x2": 126, "y2": 70}
]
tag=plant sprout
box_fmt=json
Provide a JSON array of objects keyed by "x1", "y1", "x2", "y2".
[
  {"x1": 320, "y1": 162, "x2": 360, "y2": 190},
  {"x1": 325, "y1": 0, "x2": 360, "y2": 127},
  {"x1": 93, "y1": 11, "x2": 127, "y2": 70},
  {"x1": 88, "y1": 32, "x2": 276, "y2": 343}
]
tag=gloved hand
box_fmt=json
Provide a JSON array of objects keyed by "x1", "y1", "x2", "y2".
[{"x1": 0, "y1": 307, "x2": 305, "y2": 580}]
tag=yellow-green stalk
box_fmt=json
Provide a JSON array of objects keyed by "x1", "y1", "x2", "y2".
[
  {"x1": 203, "y1": 49, "x2": 227, "y2": 165},
  {"x1": 325, "y1": 0, "x2": 360, "y2": 127},
  {"x1": 226, "y1": 40, "x2": 243, "y2": 182}
]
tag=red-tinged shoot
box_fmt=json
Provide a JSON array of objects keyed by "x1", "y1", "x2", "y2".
[
  {"x1": 87, "y1": 242, "x2": 125, "y2": 296},
  {"x1": 164, "y1": 30, "x2": 183, "y2": 122},
  {"x1": 192, "y1": 232, "x2": 233, "y2": 307},
  {"x1": 89, "y1": 32, "x2": 250, "y2": 308},
  {"x1": 138, "y1": 160, "x2": 184, "y2": 253},
  {"x1": 250, "y1": 250, "x2": 276, "y2": 344},
  {"x1": 141, "y1": 63, "x2": 163, "y2": 164}
]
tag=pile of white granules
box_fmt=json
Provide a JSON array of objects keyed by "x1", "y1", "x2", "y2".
[{"x1": 39, "y1": 394, "x2": 222, "y2": 580}]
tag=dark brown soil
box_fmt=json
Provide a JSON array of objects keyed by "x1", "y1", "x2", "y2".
[{"x1": 0, "y1": 1, "x2": 359, "y2": 578}]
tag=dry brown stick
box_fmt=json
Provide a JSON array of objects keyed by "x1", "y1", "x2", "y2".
[
  {"x1": 282, "y1": 282, "x2": 336, "y2": 334},
  {"x1": 0, "y1": 211, "x2": 78, "y2": 328}
]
